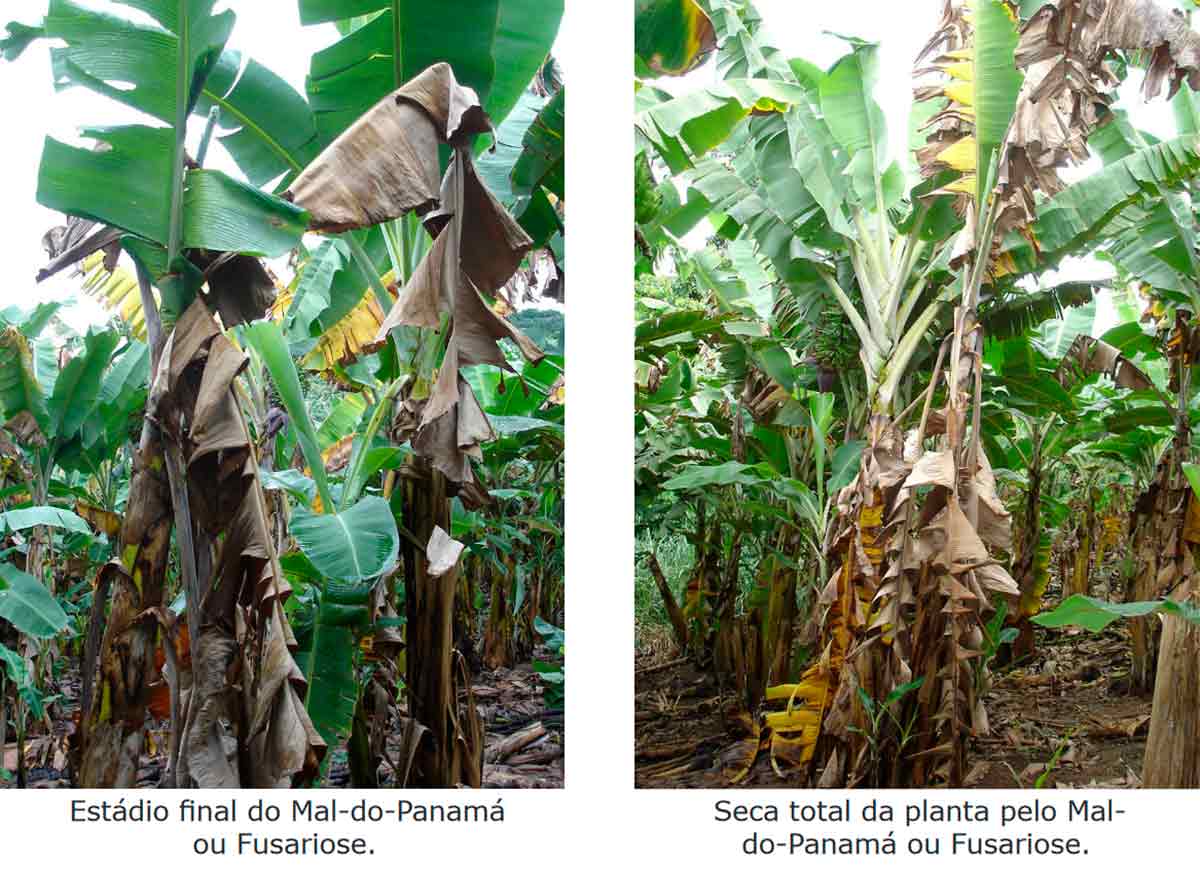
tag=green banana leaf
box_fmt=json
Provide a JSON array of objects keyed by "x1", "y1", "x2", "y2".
[
  {"x1": 478, "y1": 90, "x2": 549, "y2": 206},
  {"x1": 195, "y1": 50, "x2": 322, "y2": 189},
  {"x1": 636, "y1": 78, "x2": 810, "y2": 170},
  {"x1": 513, "y1": 88, "x2": 565, "y2": 200},
  {"x1": 635, "y1": 0, "x2": 715, "y2": 77},
  {"x1": 39, "y1": 132, "x2": 307, "y2": 256},
  {"x1": 290, "y1": 496, "x2": 399, "y2": 583},
  {"x1": 46, "y1": 329, "x2": 118, "y2": 444},
  {"x1": 33, "y1": 1, "x2": 309, "y2": 280},
  {"x1": 969, "y1": 0, "x2": 1024, "y2": 204},
  {"x1": 1034, "y1": 135, "x2": 1200, "y2": 260},
  {"x1": 285, "y1": 240, "x2": 352, "y2": 342},
  {"x1": 259, "y1": 469, "x2": 318, "y2": 509},
  {"x1": 0, "y1": 326, "x2": 49, "y2": 435},
  {"x1": 242, "y1": 320, "x2": 334, "y2": 511},
  {"x1": 1033, "y1": 593, "x2": 1200, "y2": 632},
  {"x1": 57, "y1": 340, "x2": 151, "y2": 476},
  {"x1": 818, "y1": 39, "x2": 902, "y2": 211},
  {"x1": 509, "y1": 87, "x2": 565, "y2": 246},
  {"x1": 317, "y1": 394, "x2": 369, "y2": 451},
  {"x1": 7, "y1": 8, "x2": 317, "y2": 190},
  {"x1": 301, "y1": 0, "x2": 563, "y2": 144},
  {"x1": 0, "y1": 506, "x2": 91, "y2": 536},
  {"x1": 43, "y1": 0, "x2": 233, "y2": 122},
  {"x1": 664, "y1": 459, "x2": 778, "y2": 490},
  {"x1": 0, "y1": 21, "x2": 42, "y2": 60},
  {"x1": 280, "y1": 550, "x2": 369, "y2": 764},
  {"x1": 0, "y1": 303, "x2": 61, "y2": 340},
  {"x1": 464, "y1": 355, "x2": 562, "y2": 417},
  {"x1": 287, "y1": 493, "x2": 399, "y2": 755},
  {"x1": 0, "y1": 643, "x2": 49, "y2": 718},
  {"x1": 0, "y1": 563, "x2": 69, "y2": 639},
  {"x1": 292, "y1": 579, "x2": 370, "y2": 767}
]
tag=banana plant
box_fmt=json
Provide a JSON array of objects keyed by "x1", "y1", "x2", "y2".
[
  {"x1": 459, "y1": 353, "x2": 564, "y2": 670},
  {"x1": 984, "y1": 319, "x2": 1162, "y2": 659},
  {"x1": 0, "y1": 305, "x2": 141, "y2": 788},
  {"x1": 243, "y1": 321, "x2": 400, "y2": 776},
  {"x1": 0, "y1": 560, "x2": 69, "y2": 788},
  {"x1": 636, "y1": 0, "x2": 1200, "y2": 787},
  {"x1": 218, "y1": 2, "x2": 562, "y2": 789},
  {"x1": 6, "y1": 0, "x2": 330, "y2": 789},
  {"x1": 0, "y1": 309, "x2": 140, "y2": 542},
  {"x1": 4, "y1": 0, "x2": 563, "y2": 791}
]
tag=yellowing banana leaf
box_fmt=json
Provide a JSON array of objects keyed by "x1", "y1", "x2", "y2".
[
  {"x1": 635, "y1": 0, "x2": 717, "y2": 77},
  {"x1": 75, "y1": 500, "x2": 122, "y2": 537},
  {"x1": 271, "y1": 271, "x2": 393, "y2": 373},
  {"x1": 636, "y1": 78, "x2": 811, "y2": 170},
  {"x1": 0, "y1": 327, "x2": 50, "y2": 435}
]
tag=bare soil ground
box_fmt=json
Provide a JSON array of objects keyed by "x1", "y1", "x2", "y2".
[{"x1": 635, "y1": 622, "x2": 1149, "y2": 789}]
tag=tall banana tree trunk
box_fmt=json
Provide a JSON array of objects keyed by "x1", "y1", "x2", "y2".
[
  {"x1": 1066, "y1": 484, "x2": 1097, "y2": 598},
  {"x1": 1130, "y1": 348, "x2": 1194, "y2": 694},
  {"x1": 78, "y1": 419, "x2": 173, "y2": 787},
  {"x1": 1144, "y1": 583, "x2": 1200, "y2": 786},
  {"x1": 1132, "y1": 323, "x2": 1200, "y2": 782},
  {"x1": 78, "y1": 272, "x2": 173, "y2": 788},
  {"x1": 401, "y1": 456, "x2": 483, "y2": 787},
  {"x1": 1010, "y1": 456, "x2": 1046, "y2": 662}
]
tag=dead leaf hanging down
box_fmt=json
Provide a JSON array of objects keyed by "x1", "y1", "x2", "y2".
[
  {"x1": 993, "y1": 0, "x2": 1200, "y2": 250},
  {"x1": 915, "y1": 0, "x2": 1200, "y2": 273},
  {"x1": 3, "y1": 409, "x2": 45, "y2": 449},
  {"x1": 373, "y1": 151, "x2": 543, "y2": 484},
  {"x1": 413, "y1": 366, "x2": 497, "y2": 483},
  {"x1": 905, "y1": 449, "x2": 957, "y2": 490},
  {"x1": 913, "y1": 1, "x2": 976, "y2": 193},
  {"x1": 150, "y1": 299, "x2": 324, "y2": 787},
  {"x1": 286, "y1": 63, "x2": 490, "y2": 232},
  {"x1": 1054, "y1": 334, "x2": 1154, "y2": 392},
  {"x1": 39, "y1": 215, "x2": 122, "y2": 283},
  {"x1": 1020, "y1": 0, "x2": 1200, "y2": 101},
  {"x1": 189, "y1": 249, "x2": 279, "y2": 330},
  {"x1": 289, "y1": 62, "x2": 545, "y2": 487}
]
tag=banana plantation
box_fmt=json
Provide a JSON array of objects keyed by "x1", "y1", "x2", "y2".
[
  {"x1": 635, "y1": 0, "x2": 1200, "y2": 788},
  {"x1": 0, "y1": 1, "x2": 565, "y2": 789}
]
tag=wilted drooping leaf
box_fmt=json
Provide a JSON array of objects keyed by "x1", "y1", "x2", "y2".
[
  {"x1": 150, "y1": 300, "x2": 324, "y2": 787},
  {"x1": 287, "y1": 63, "x2": 490, "y2": 232},
  {"x1": 1054, "y1": 334, "x2": 1154, "y2": 392}
]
